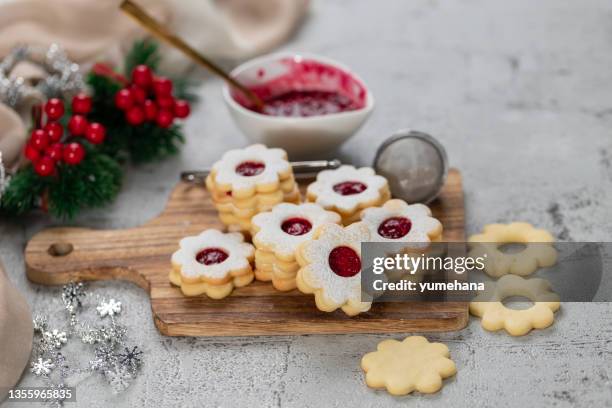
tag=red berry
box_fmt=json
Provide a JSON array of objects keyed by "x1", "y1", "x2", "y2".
[
  {"x1": 143, "y1": 99, "x2": 158, "y2": 121},
  {"x1": 62, "y1": 142, "x2": 85, "y2": 165},
  {"x1": 71, "y1": 93, "x2": 92, "y2": 114},
  {"x1": 44, "y1": 122, "x2": 63, "y2": 142},
  {"x1": 44, "y1": 98, "x2": 65, "y2": 121},
  {"x1": 125, "y1": 106, "x2": 145, "y2": 125},
  {"x1": 152, "y1": 76, "x2": 173, "y2": 96},
  {"x1": 34, "y1": 157, "x2": 56, "y2": 177},
  {"x1": 30, "y1": 129, "x2": 49, "y2": 151},
  {"x1": 24, "y1": 144, "x2": 40, "y2": 162},
  {"x1": 85, "y1": 122, "x2": 106, "y2": 144},
  {"x1": 157, "y1": 95, "x2": 175, "y2": 110},
  {"x1": 130, "y1": 85, "x2": 147, "y2": 104},
  {"x1": 174, "y1": 99, "x2": 191, "y2": 118},
  {"x1": 45, "y1": 143, "x2": 64, "y2": 162},
  {"x1": 155, "y1": 109, "x2": 174, "y2": 128},
  {"x1": 68, "y1": 115, "x2": 89, "y2": 136},
  {"x1": 114, "y1": 88, "x2": 133, "y2": 110},
  {"x1": 131, "y1": 65, "x2": 153, "y2": 88}
]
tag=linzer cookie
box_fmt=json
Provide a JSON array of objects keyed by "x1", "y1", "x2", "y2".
[
  {"x1": 206, "y1": 144, "x2": 300, "y2": 231},
  {"x1": 169, "y1": 229, "x2": 255, "y2": 298},
  {"x1": 295, "y1": 222, "x2": 372, "y2": 316},
  {"x1": 251, "y1": 203, "x2": 341, "y2": 291},
  {"x1": 306, "y1": 165, "x2": 390, "y2": 225}
]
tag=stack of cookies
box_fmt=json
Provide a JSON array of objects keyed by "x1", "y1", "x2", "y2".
[
  {"x1": 169, "y1": 230, "x2": 255, "y2": 299},
  {"x1": 206, "y1": 144, "x2": 300, "y2": 232},
  {"x1": 250, "y1": 203, "x2": 341, "y2": 291},
  {"x1": 306, "y1": 165, "x2": 391, "y2": 225}
]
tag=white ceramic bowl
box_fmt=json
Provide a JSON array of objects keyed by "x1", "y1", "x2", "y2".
[{"x1": 223, "y1": 52, "x2": 374, "y2": 158}]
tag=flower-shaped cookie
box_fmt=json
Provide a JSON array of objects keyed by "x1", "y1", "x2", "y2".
[
  {"x1": 252, "y1": 203, "x2": 342, "y2": 262},
  {"x1": 295, "y1": 222, "x2": 372, "y2": 316},
  {"x1": 170, "y1": 229, "x2": 255, "y2": 298},
  {"x1": 469, "y1": 274, "x2": 560, "y2": 336},
  {"x1": 361, "y1": 336, "x2": 457, "y2": 395},
  {"x1": 306, "y1": 165, "x2": 390, "y2": 217},
  {"x1": 361, "y1": 200, "x2": 443, "y2": 243},
  {"x1": 211, "y1": 144, "x2": 292, "y2": 198},
  {"x1": 468, "y1": 222, "x2": 557, "y2": 277}
]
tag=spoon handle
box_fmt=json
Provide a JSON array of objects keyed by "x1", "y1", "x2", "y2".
[
  {"x1": 120, "y1": 0, "x2": 264, "y2": 110},
  {"x1": 180, "y1": 159, "x2": 341, "y2": 184}
]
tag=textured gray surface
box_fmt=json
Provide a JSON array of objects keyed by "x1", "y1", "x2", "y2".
[{"x1": 2, "y1": 0, "x2": 612, "y2": 406}]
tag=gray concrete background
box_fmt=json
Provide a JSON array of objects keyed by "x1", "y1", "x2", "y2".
[{"x1": 2, "y1": 0, "x2": 612, "y2": 406}]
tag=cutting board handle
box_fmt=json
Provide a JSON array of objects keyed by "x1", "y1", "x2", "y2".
[{"x1": 25, "y1": 226, "x2": 153, "y2": 290}]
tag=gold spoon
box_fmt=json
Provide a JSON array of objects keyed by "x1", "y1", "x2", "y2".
[{"x1": 120, "y1": 0, "x2": 264, "y2": 110}]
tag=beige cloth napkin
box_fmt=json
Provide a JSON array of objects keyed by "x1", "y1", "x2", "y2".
[
  {"x1": 0, "y1": 103, "x2": 27, "y2": 172},
  {"x1": 0, "y1": 0, "x2": 309, "y2": 74},
  {"x1": 0, "y1": 259, "x2": 33, "y2": 400}
]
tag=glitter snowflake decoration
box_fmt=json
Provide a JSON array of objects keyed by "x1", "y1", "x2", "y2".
[
  {"x1": 97, "y1": 299, "x2": 122, "y2": 318},
  {"x1": 43, "y1": 329, "x2": 68, "y2": 349},
  {"x1": 61, "y1": 282, "x2": 87, "y2": 313},
  {"x1": 105, "y1": 364, "x2": 133, "y2": 394},
  {"x1": 118, "y1": 346, "x2": 143, "y2": 373},
  {"x1": 32, "y1": 315, "x2": 49, "y2": 332},
  {"x1": 90, "y1": 344, "x2": 117, "y2": 372},
  {"x1": 31, "y1": 358, "x2": 54, "y2": 376}
]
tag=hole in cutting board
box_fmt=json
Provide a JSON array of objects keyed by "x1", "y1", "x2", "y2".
[{"x1": 48, "y1": 242, "x2": 73, "y2": 257}]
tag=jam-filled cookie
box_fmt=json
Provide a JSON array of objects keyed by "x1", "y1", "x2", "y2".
[
  {"x1": 251, "y1": 203, "x2": 341, "y2": 291},
  {"x1": 306, "y1": 165, "x2": 390, "y2": 225},
  {"x1": 169, "y1": 229, "x2": 255, "y2": 298},
  {"x1": 206, "y1": 144, "x2": 300, "y2": 231},
  {"x1": 295, "y1": 222, "x2": 372, "y2": 316}
]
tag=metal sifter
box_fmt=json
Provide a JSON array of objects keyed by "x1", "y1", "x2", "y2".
[{"x1": 181, "y1": 130, "x2": 448, "y2": 204}]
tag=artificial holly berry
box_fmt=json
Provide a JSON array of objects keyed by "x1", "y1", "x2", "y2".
[
  {"x1": 68, "y1": 115, "x2": 89, "y2": 136},
  {"x1": 72, "y1": 93, "x2": 92, "y2": 114},
  {"x1": 173, "y1": 99, "x2": 191, "y2": 118},
  {"x1": 62, "y1": 142, "x2": 85, "y2": 165},
  {"x1": 132, "y1": 65, "x2": 153, "y2": 88},
  {"x1": 44, "y1": 122, "x2": 63, "y2": 142},
  {"x1": 114, "y1": 88, "x2": 133, "y2": 110},
  {"x1": 152, "y1": 76, "x2": 172, "y2": 96},
  {"x1": 126, "y1": 106, "x2": 145, "y2": 125},
  {"x1": 30, "y1": 129, "x2": 49, "y2": 151},
  {"x1": 157, "y1": 95, "x2": 174, "y2": 110},
  {"x1": 34, "y1": 157, "x2": 56, "y2": 177},
  {"x1": 130, "y1": 85, "x2": 147, "y2": 104},
  {"x1": 44, "y1": 98, "x2": 65, "y2": 121},
  {"x1": 85, "y1": 122, "x2": 106, "y2": 144},
  {"x1": 155, "y1": 109, "x2": 174, "y2": 128},
  {"x1": 143, "y1": 99, "x2": 158, "y2": 121},
  {"x1": 45, "y1": 143, "x2": 64, "y2": 162},
  {"x1": 24, "y1": 144, "x2": 40, "y2": 162}
]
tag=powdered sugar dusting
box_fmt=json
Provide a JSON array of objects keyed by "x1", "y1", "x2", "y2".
[{"x1": 172, "y1": 230, "x2": 254, "y2": 280}]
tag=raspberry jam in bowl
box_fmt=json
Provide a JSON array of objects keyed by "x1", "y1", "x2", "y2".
[{"x1": 223, "y1": 53, "x2": 374, "y2": 157}]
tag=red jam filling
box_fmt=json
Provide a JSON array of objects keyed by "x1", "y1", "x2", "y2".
[
  {"x1": 328, "y1": 246, "x2": 361, "y2": 277},
  {"x1": 232, "y1": 58, "x2": 367, "y2": 118},
  {"x1": 333, "y1": 181, "x2": 367, "y2": 196},
  {"x1": 195, "y1": 248, "x2": 229, "y2": 265},
  {"x1": 261, "y1": 90, "x2": 358, "y2": 117},
  {"x1": 377, "y1": 217, "x2": 412, "y2": 239},
  {"x1": 281, "y1": 217, "x2": 312, "y2": 236},
  {"x1": 235, "y1": 161, "x2": 265, "y2": 176}
]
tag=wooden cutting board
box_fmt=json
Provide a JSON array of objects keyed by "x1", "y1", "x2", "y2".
[{"x1": 25, "y1": 168, "x2": 467, "y2": 336}]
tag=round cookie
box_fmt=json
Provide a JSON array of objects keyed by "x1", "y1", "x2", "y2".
[
  {"x1": 361, "y1": 336, "x2": 457, "y2": 395},
  {"x1": 468, "y1": 222, "x2": 557, "y2": 277},
  {"x1": 306, "y1": 165, "x2": 390, "y2": 222},
  {"x1": 469, "y1": 274, "x2": 560, "y2": 336},
  {"x1": 295, "y1": 222, "x2": 372, "y2": 316},
  {"x1": 170, "y1": 229, "x2": 255, "y2": 298}
]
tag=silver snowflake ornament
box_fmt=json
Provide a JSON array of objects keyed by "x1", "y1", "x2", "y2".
[
  {"x1": 61, "y1": 282, "x2": 87, "y2": 313},
  {"x1": 31, "y1": 358, "x2": 54, "y2": 376},
  {"x1": 32, "y1": 314, "x2": 49, "y2": 332},
  {"x1": 43, "y1": 329, "x2": 68, "y2": 349},
  {"x1": 97, "y1": 299, "x2": 122, "y2": 318},
  {"x1": 118, "y1": 346, "x2": 143, "y2": 373},
  {"x1": 105, "y1": 364, "x2": 133, "y2": 394}
]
